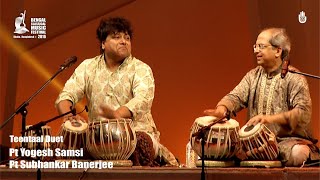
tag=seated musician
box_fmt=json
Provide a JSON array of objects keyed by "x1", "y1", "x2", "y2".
[
  {"x1": 203, "y1": 27, "x2": 320, "y2": 166},
  {"x1": 55, "y1": 17, "x2": 178, "y2": 167}
]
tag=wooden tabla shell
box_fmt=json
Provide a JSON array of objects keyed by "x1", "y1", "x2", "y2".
[
  {"x1": 239, "y1": 123, "x2": 279, "y2": 160},
  {"x1": 56, "y1": 120, "x2": 88, "y2": 159},
  {"x1": 190, "y1": 116, "x2": 240, "y2": 160}
]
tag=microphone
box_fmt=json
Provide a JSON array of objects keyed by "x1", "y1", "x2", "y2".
[
  {"x1": 60, "y1": 56, "x2": 77, "y2": 70},
  {"x1": 281, "y1": 59, "x2": 290, "y2": 79},
  {"x1": 70, "y1": 106, "x2": 76, "y2": 116},
  {"x1": 225, "y1": 110, "x2": 236, "y2": 120}
]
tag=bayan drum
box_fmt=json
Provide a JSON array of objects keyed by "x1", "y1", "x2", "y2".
[
  {"x1": 190, "y1": 116, "x2": 240, "y2": 160},
  {"x1": 56, "y1": 120, "x2": 88, "y2": 159},
  {"x1": 239, "y1": 123, "x2": 279, "y2": 160},
  {"x1": 86, "y1": 118, "x2": 136, "y2": 165}
]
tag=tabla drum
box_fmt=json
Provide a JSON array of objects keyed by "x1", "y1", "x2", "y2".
[
  {"x1": 190, "y1": 116, "x2": 240, "y2": 160},
  {"x1": 23, "y1": 125, "x2": 52, "y2": 150},
  {"x1": 86, "y1": 118, "x2": 137, "y2": 161},
  {"x1": 239, "y1": 123, "x2": 279, "y2": 160},
  {"x1": 56, "y1": 119, "x2": 89, "y2": 161},
  {"x1": 56, "y1": 120, "x2": 88, "y2": 159}
]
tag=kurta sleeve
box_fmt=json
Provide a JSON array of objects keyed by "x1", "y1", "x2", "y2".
[
  {"x1": 283, "y1": 74, "x2": 312, "y2": 134},
  {"x1": 217, "y1": 71, "x2": 252, "y2": 113},
  {"x1": 55, "y1": 61, "x2": 87, "y2": 107},
  {"x1": 124, "y1": 64, "x2": 155, "y2": 120}
]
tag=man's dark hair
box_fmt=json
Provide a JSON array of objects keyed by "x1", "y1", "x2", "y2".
[{"x1": 96, "y1": 17, "x2": 133, "y2": 53}]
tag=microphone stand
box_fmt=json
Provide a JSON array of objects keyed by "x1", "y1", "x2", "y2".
[
  {"x1": 191, "y1": 114, "x2": 231, "y2": 180},
  {"x1": 21, "y1": 108, "x2": 76, "y2": 135},
  {"x1": 20, "y1": 108, "x2": 76, "y2": 180},
  {"x1": 288, "y1": 70, "x2": 320, "y2": 79},
  {"x1": 0, "y1": 66, "x2": 66, "y2": 132},
  {"x1": 0, "y1": 60, "x2": 74, "y2": 179}
]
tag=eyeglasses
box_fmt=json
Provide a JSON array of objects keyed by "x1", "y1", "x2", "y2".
[{"x1": 253, "y1": 44, "x2": 273, "y2": 51}]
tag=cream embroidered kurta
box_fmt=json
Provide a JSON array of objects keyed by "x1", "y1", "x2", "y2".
[
  {"x1": 56, "y1": 54, "x2": 158, "y2": 134},
  {"x1": 217, "y1": 65, "x2": 313, "y2": 139},
  {"x1": 55, "y1": 54, "x2": 178, "y2": 166},
  {"x1": 217, "y1": 65, "x2": 320, "y2": 162}
]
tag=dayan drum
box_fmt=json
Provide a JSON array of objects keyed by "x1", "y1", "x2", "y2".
[
  {"x1": 56, "y1": 120, "x2": 88, "y2": 159},
  {"x1": 239, "y1": 123, "x2": 279, "y2": 160},
  {"x1": 86, "y1": 118, "x2": 137, "y2": 160},
  {"x1": 190, "y1": 116, "x2": 240, "y2": 160},
  {"x1": 23, "y1": 125, "x2": 52, "y2": 150}
]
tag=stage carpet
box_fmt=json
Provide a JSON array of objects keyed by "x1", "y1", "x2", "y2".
[{"x1": 0, "y1": 166, "x2": 319, "y2": 180}]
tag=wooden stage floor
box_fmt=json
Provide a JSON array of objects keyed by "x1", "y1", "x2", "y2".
[{"x1": 0, "y1": 166, "x2": 319, "y2": 180}]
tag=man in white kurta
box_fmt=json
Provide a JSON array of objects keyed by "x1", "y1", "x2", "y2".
[
  {"x1": 56, "y1": 17, "x2": 178, "y2": 166},
  {"x1": 204, "y1": 28, "x2": 319, "y2": 166}
]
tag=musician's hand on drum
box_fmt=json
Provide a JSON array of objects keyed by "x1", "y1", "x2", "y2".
[
  {"x1": 63, "y1": 114, "x2": 86, "y2": 123},
  {"x1": 246, "y1": 115, "x2": 271, "y2": 126},
  {"x1": 98, "y1": 104, "x2": 121, "y2": 119},
  {"x1": 203, "y1": 105, "x2": 227, "y2": 119},
  {"x1": 73, "y1": 114, "x2": 86, "y2": 123},
  {"x1": 62, "y1": 114, "x2": 70, "y2": 122}
]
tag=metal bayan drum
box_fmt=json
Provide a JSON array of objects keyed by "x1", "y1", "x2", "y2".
[
  {"x1": 56, "y1": 120, "x2": 88, "y2": 159},
  {"x1": 86, "y1": 118, "x2": 136, "y2": 161},
  {"x1": 239, "y1": 123, "x2": 279, "y2": 160},
  {"x1": 190, "y1": 116, "x2": 240, "y2": 160}
]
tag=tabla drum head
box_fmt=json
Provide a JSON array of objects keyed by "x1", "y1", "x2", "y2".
[
  {"x1": 195, "y1": 116, "x2": 239, "y2": 129},
  {"x1": 25, "y1": 125, "x2": 51, "y2": 135},
  {"x1": 239, "y1": 123, "x2": 262, "y2": 138},
  {"x1": 64, "y1": 120, "x2": 88, "y2": 132}
]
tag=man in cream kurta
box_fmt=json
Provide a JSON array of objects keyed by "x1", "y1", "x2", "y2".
[
  {"x1": 215, "y1": 65, "x2": 319, "y2": 165},
  {"x1": 56, "y1": 17, "x2": 178, "y2": 166},
  {"x1": 204, "y1": 28, "x2": 319, "y2": 166},
  {"x1": 56, "y1": 55, "x2": 157, "y2": 135}
]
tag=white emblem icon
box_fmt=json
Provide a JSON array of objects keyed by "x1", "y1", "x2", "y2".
[
  {"x1": 14, "y1": 10, "x2": 29, "y2": 34},
  {"x1": 298, "y1": 11, "x2": 307, "y2": 24}
]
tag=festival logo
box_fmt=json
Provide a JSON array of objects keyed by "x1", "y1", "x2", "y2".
[
  {"x1": 14, "y1": 10, "x2": 29, "y2": 34},
  {"x1": 13, "y1": 10, "x2": 47, "y2": 39}
]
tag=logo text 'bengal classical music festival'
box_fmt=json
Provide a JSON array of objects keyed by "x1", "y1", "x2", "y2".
[{"x1": 13, "y1": 10, "x2": 47, "y2": 39}]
